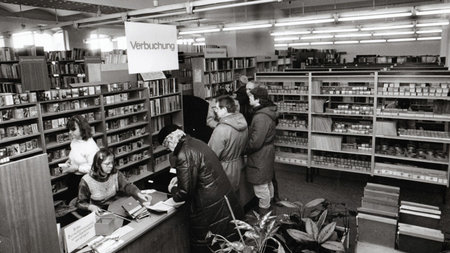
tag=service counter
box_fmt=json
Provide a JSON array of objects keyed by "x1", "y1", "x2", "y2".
[{"x1": 75, "y1": 191, "x2": 190, "y2": 253}]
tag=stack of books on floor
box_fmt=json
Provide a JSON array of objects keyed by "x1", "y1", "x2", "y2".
[
  {"x1": 397, "y1": 201, "x2": 444, "y2": 253},
  {"x1": 356, "y1": 183, "x2": 400, "y2": 248}
]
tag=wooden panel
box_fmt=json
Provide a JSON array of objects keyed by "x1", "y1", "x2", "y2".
[
  {"x1": 19, "y1": 56, "x2": 51, "y2": 91},
  {"x1": 0, "y1": 154, "x2": 60, "y2": 253},
  {"x1": 118, "y1": 208, "x2": 190, "y2": 253}
]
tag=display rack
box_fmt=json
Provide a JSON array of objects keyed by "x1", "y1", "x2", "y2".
[
  {"x1": 0, "y1": 78, "x2": 184, "y2": 205},
  {"x1": 256, "y1": 71, "x2": 450, "y2": 187}
]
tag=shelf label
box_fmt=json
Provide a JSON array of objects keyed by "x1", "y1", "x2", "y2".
[
  {"x1": 125, "y1": 22, "x2": 179, "y2": 74},
  {"x1": 204, "y1": 48, "x2": 227, "y2": 58}
]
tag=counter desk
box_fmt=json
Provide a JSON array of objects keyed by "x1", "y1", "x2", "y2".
[{"x1": 75, "y1": 191, "x2": 190, "y2": 253}]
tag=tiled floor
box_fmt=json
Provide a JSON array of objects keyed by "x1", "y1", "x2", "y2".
[{"x1": 272, "y1": 163, "x2": 450, "y2": 253}]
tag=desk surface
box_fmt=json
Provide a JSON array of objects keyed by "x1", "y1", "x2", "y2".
[{"x1": 76, "y1": 191, "x2": 184, "y2": 253}]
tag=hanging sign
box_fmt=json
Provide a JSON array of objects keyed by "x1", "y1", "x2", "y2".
[{"x1": 125, "y1": 22, "x2": 179, "y2": 74}]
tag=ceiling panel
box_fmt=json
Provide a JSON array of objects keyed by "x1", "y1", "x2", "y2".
[{"x1": 0, "y1": 0, "x2": 129, "y2": 14}]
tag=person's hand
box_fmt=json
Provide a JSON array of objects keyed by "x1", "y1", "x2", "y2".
[
  {"x1": 88, "y1": 204, "x2": 102, "y2": 214},
  {"x1": 61, "y1": 160, "x2": 78, "y2": 173},
  {"x1": 168, "y1": 177, "x2": 178, "y2": 192}
]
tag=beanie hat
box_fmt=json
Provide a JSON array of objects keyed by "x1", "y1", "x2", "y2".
[
  {"x1": 157, "y1": 124, "x2": 181, "y2": 145},
  {"x1": 250, "y1": 87, "x2": 268, "y2": 100}
]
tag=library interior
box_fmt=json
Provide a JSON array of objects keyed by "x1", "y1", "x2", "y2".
[{"x1": 1, "y1": 0, "x2": 450, "y2": 252}]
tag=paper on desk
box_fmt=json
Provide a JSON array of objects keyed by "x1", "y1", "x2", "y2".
[
  {"x1": 147, "y1": 198, "x2": 185, "y2": 212},
  {"x1": 111, "y1": 225, "x2": 134, "y2": 238}
]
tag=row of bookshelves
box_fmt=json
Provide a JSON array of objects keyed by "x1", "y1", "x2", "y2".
[{"x1": 257, "y1": 71, "x2": 450, "y2": 187}]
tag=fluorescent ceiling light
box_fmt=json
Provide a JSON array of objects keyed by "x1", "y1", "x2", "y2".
[
  {"x1": 301, "y1": 35, "x2": 334, "y2": 40},
  {"x1": 387, "y1": 38, "x2": 416, "y2": 42},
  {"x1": 274, "y1": 36, "x2": 299, "y2": 41},
  {"x1": 334, "y1": 40, "x2": 359, "y2": 44},
  {"x1": 274, "y1": 43, "x2": 288, "y2": 47},
  {"x1": 195, "y1": 37, "x2": 205, "y2": 42},
  {"x1": 338, "y1": 12, "x2": 411, "y2": 22},
  {"x1": 223, "y1": 23, "x2": 272, "y2": 31},
  {"x1": 270, "y1": 31, "x2": 311, "y2": 36},
  {"x1": 313, "y1": 28, "x2": 358, "y2": 33},
  {"x1": 416, "y1": 29, "x2": 442, "y2": 34},
  {"x1": 193, "y1": 42, "x2": 206, "y2": 46},
  {"x1": 360, "y1": 39, "x2": 386, "y2": 43},
  {"x1": 310, "y1": 41, "x2": 333, "y2": 45},
  {"x1": 416, "y1": 21, "x2": 449, "y2": 27},
  {"x1": 335, "y1": 33, "x2": 371, "y2": 38},
  {"x1": 373, "y1": 31, "x2": 414, "y2": 36},
  {"x1": 275, "y1": 18, "x2": 335, "y2": 27},
  {"x1": 416, "y1": 9, "x2": 450, "y2": 16},
  {"x1": 361, "y1": 24, "x2": 414, "y2": 31},
  {"x1": 289, "y1": 42, "x2": 309, "y2": 46},
  {"x1": 417, "y1": 36, "x2": 442, "y2": 40},
  {"x1": 179, "y1": 28, "x2": 220, "y2": 35},
  {"x1": 193, "y1": 0, "x2": 276, "y2": 13}
]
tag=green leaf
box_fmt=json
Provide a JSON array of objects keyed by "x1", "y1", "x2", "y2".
[
  {"x1": 277, "y1": 200, "x2": 298, "y2": 208},
  {"x1": 231, "y1": 220, "x2": 254, "y2": 231},
  {"x1": 301, "y1": 250, "x2": 316, "y2": 253},
  {"x1": 309, "y1": 209, "x2": 322, "y2": 218},
  {"x1": 287, "y1": 229, "x2": 314, "y2": 242},
  {"x1": 293, "y1": 201, "x2": 304, "y2": 208},
  {"x1": 260, "y1": 211, "x2": 272, "y2": 229},
  {"x1": 316, "y1": 209, "x2": 328, "y2": 229},
  {"x1": 267, "y1": 219, "x2": 276, "y2": 233},
  {"x1": 252, "y1": 210, "x2": 260, "y2": 220},
  {"x1": 321, "y1": 241, "x2": 345, "y2": 252},
  {"x1": 318, "y1": 222, "x2": 336, "y2": 244},
  {"x1": 305, "y1": 218, "x2": 319, "y2": 240},
  {"x1": 305, "y1": 198, "x2": 325, "y2": 208},
  {"x1": 229, "y1": 242, "x2": 245, "y2": 251},
  {"x1": 244, "y1": 231, "x2": 260, "y2": 239}
]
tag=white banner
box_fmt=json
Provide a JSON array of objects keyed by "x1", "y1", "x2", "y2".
[{"x1": 125, "y1": 22, "x2": 179, "y2": 74}]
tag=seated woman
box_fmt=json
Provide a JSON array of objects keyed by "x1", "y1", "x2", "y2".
[{"x1": 77, "y1": 148, "x2": 148, "y2": 214}]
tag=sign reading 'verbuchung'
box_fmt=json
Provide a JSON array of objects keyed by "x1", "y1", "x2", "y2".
[{"x1": 125, "y1": 22, "x2": 179, "y2": 74}]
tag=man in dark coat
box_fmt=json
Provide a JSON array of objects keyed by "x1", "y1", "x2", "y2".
[
  {"x1": 246, "y1": 86, "x2": 278, "y2": 214},
  {"x1": 158, "y1": 125, "x2": 243, "y2": 253}
]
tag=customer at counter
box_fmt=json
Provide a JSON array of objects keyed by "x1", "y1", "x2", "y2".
[
  {"x1": 158, "y1": 125, "x2": 243, "y2": 253},
  {"x1": 77, "y1": 148, "x2": 149, "y2": 214}
]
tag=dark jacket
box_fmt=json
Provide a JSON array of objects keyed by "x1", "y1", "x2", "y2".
[
  {"x1": 235, "y1": 86, "x2": 253, "y2": 124},
  {"x1": 246, "y1": 103, "x2": 278, "y2": 185},
  {"x1": 170, "y1": 136, "x2": 243, "y2": 252},
  {"x1": 208, "y1": 113, "x2": 248, "y2": 190}
]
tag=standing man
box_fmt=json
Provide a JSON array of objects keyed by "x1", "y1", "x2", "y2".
[
  {"x1": 157, "y1": 125, "x2": 243, "y2": 253},
  {"x1": 208, "y1": 96, "x2": 248, "y2": 192},
  {"x1": 246, "y1": 86, "x2": 278, "y2": 215}
]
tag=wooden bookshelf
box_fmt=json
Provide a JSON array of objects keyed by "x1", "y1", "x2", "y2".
[{"x1": 257, "y1": 71, "x2": 450, "y2": 187}]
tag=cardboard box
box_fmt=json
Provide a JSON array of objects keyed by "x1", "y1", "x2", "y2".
[
  {"x1": 398, "y1": 223, "x2": 443, "y2": 253},
  {"x1": 95, "y1": 214, "x2": 122, "y2": 236},
  {"x1": 357, "y1": 213, "x2": 397, "y2": 248}
]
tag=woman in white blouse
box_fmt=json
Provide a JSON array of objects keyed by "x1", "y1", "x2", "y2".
[{"x1": 62, "y1": 115, "x2": 99, "y2": 197}]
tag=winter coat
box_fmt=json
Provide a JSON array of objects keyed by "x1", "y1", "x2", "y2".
[
  {"x1": 208, "y1": 113, "x2": 248, "y2": 190},
  {"x1": 235, "y1": 86, "x2": 253, "y2": 124},
  {"x1": 206, "y1": 98, "x2": 241, "y2": 129},
  {"x1": 170, "y1": 136, "x2": 243, "y2": 252},
  {"x1": 246, "y1": 104, "x2": 278, "y2": 185}
]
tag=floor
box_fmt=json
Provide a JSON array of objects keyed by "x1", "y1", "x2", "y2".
[{"x1": 271, "y1": 163, "x2": 450, "y2": 253}]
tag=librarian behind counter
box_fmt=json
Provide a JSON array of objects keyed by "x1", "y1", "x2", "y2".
[{"x1": 158, "y1": 124, "x2": 244, "y2": 253}]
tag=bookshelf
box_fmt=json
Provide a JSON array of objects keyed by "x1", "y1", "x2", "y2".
[
  {"x1": 256, "y1": 71, "x2": 450, "y2": 187},
  {"x1": 0, "y1": 78, "x2": 184, "y2": 206},
  {"x1": 256, "y1": 55, "x2": 278, "y2": 73},
  {"x1": 179, "y1": 55, "x2": 256, "y2": 99}
]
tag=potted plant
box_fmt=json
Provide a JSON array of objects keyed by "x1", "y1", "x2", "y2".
[{"x1": 277, "y1": 198, "x2": 349, "y2": 253}]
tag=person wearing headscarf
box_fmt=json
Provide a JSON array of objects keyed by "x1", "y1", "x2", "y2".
[{"x1": 158, "y1": 125, "x2": 243, "y2": 253}]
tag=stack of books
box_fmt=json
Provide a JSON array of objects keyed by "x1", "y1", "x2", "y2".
[
  {"x1": 356, "y1": 183, "x2": 400, "y2": 248},
  {"x1": 397, "y1": 201, "x2": 444, "y2": 253}
]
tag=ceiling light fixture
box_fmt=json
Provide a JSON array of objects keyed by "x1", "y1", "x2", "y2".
[
  {"x1": 335, "y1": 33, "x2": 371, "y2": 38},
  {"x1": 416, "y1": 21, "x2": 449, "y2": 27},
  {"x1": 338, "y1": 12, "x2": 412, "y2": 22},
  {"x1": 361, "y1": 24, "x2": 414, "y2": 31},
  {"x1": 415, "y1": 4, "x2": 450, "y2": 16},
  {"x1": 192, "y1": 42, "x2": 206, "y2": 46},
  {"x1": 193, "y1": 0, "x2": 278, "y2": 13},
  {"x1": 275, "y1": 18, "x2": 335, "y2": 27},
  {"x1": 417, "y1": 36, "x2": 442, "y2": 40},
  {"x1": 274, "y1": 36, "x2": 300, "y2": 41},
  {"x1": 373, "y1": 31, "x2": 414, "y2": 36},
  {"x1": 270, "y1": 31, "x2": 311, "y2": 36},
  {"x1": 416, "y1": 29, "x2": 442, "y2": 34},
  {"x1": 310, "y1": 41, "x2": 333, "y2": 45},
  {"x1": 301, "y1": 35, "x2": 334, "y2": 40},
  {"x1": 387, "y1": 38, "x2": 416, "y2": 42},
  {"x1": 179, "y1": 28, "x2": 221, "y2": 35},
  {"x1": 289, "y1": 42, "x2": 310, "y2": 46},
  {"x1": 274, "y1": 43, "x2": 288, "y2": 47},
  {"x1": 360, "y1": 39, "x2": 386, "y2": 43},
  {"x1": 313, "y1": 28, "x2": 359, "y2": 33},
  {"x1": 334, "y1": 40, "x2": 359, "y2": 44},
  {"x1": 223, "y1": 23, "x2": 272, "y2": 31}
]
